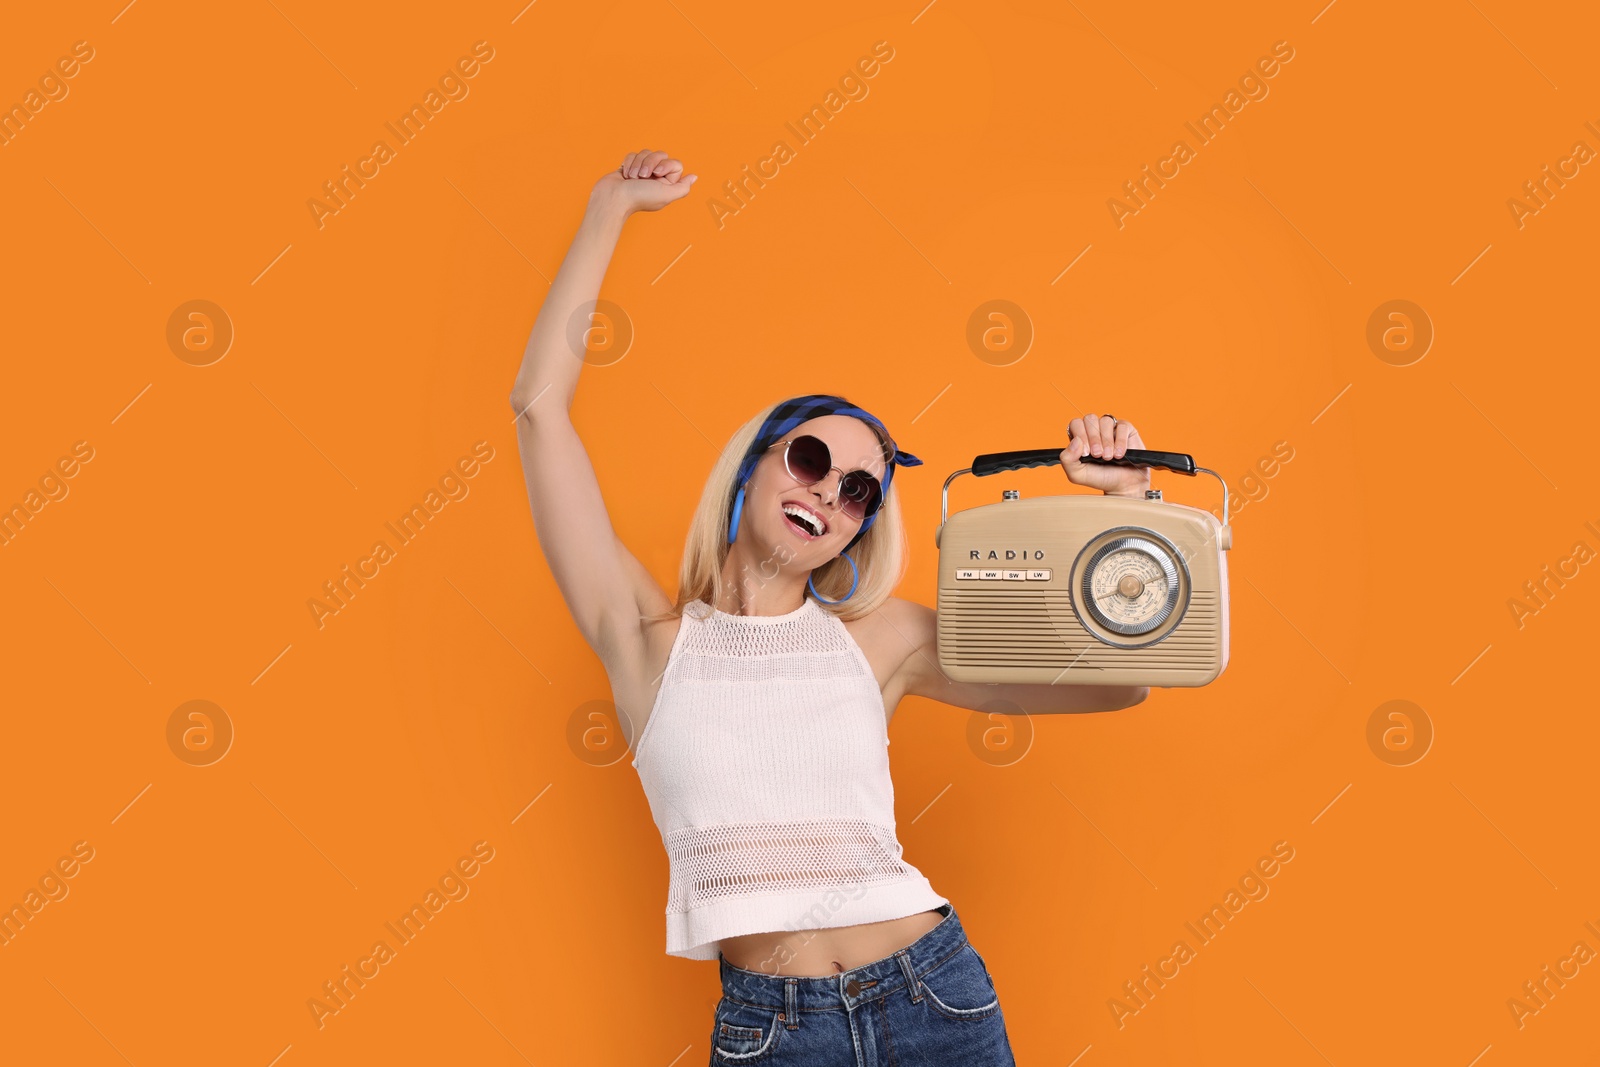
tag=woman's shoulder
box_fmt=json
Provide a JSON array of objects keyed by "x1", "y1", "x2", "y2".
[
  {"x1": 839, "y1": 595, "x2": 935, "y2": 692},
  {"x1": 842, "y1": 595, "x2": 934, "y2": 638}
]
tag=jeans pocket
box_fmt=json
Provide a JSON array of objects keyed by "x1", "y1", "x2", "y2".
[
  {"x1": 918, "y1": 944, "x2": 1002, "y2": 1021},
  {"x1": 711, "y1": 997, "x2": 782, "y2": 1062}
]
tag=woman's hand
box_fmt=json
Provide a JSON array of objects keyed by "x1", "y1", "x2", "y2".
[
  {"x1": 1060, "y1": 412, "x2": 1152, "y2": 498},
  {"x1": 591, "y1": 149, "x2": 697, "y2": 216}
]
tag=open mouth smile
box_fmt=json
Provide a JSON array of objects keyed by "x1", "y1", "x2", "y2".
[{"x1": 780, "y1": 501, "x2": 827, "y2": 539}]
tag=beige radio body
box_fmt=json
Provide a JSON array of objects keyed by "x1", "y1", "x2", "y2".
[{"x1": 934, "y1": 449, "x2": 1231, "y2": 688}]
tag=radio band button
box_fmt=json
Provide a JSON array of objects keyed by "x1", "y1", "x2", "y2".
[{"x1": 958, "y1": 567, "x2": 1050, "y2": 580}]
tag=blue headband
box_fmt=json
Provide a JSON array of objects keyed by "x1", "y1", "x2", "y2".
[{"x1": 733, "y1": 394, "x2": 921, "y2": 553}]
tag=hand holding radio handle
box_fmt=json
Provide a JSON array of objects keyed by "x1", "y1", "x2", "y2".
[
  {"x1": 942, "y1": 447, "x2": 1231, "y2": 538},
  {"x1": 1080, "y1": 448, "x2": 1197, "y2": 475},
  {"x1": 972, "y1": 448, "x2": 1198, "y2": 477}
]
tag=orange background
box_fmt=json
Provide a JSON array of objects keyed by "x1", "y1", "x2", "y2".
[{"x1": 3, "y1": 1, "x2": 1597, "y2": 1064}]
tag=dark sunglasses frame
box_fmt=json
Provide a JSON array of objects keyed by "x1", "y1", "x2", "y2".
[{"x1": 765, "y1": 435, "x2": 887, "y2": 521}]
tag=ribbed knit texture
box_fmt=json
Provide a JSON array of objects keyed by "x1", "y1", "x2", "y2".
[{"x1": 631, "y1": 596, "x2": 948, "y2": 960}]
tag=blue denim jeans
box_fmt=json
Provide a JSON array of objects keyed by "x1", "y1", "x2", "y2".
[{"x1": 710, "y1": 902, "x2": 1018, "y2": 1065}]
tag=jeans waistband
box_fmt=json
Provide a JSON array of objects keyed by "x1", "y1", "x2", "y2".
[{"x1": 717, "y1": 903, "x2": 965, "y2": 1015}]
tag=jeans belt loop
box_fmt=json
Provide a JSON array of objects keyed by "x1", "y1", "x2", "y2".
[
  {"x1": 895, "y1": 948, "x2": 922, "y2": 1003},
  {"x1": 784, "y1": 978, "x2": 799, "y2": 1029}
]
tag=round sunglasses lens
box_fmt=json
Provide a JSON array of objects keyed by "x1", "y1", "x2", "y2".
[
  {"x1": 786, "y1": 436, "x2": 831, "y2": 483},
  {"x1": 840, "y1": 473, "x2": 882, "y2": 519}
]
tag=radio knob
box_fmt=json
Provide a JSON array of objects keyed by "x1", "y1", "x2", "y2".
[{"x1": 1118, "y1": 574, "x2": 1145, "y2": 598}]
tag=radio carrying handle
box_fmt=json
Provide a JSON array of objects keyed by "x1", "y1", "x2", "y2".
[{"x1": 940, "y1": 447, "x2": 1231, "y2": 529}]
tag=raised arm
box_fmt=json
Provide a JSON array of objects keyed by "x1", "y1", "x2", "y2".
[{"x1": 509, "y1": 150, "x2": 697, "y2": 665}]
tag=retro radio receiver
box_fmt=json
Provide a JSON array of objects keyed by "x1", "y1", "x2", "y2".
[{"x1": 934, "y1": 447, "x2": 1231, "y2": 687}]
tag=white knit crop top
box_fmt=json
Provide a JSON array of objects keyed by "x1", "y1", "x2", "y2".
[{"x1": 629, "y1": 596, "x2": 948, "y2": 960}]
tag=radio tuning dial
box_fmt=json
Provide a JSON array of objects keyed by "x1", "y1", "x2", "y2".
[{"x1": 1073, "y1": 528, "x2": 1189, "y2": 645}]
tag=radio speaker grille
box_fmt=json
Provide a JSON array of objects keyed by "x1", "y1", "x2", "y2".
[{"x1": 937, "y1": 588, "x2": 1220, "y2": 672}]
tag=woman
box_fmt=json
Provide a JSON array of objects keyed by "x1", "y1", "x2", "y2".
[{"x1": 510, "y1": 149, "x2": 1153, "y2": 1065}]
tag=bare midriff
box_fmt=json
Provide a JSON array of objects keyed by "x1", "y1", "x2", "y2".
[{"x1": 718, "y1": 908, "x2": 946, "y2": 976}]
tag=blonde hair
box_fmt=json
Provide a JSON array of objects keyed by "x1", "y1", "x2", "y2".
[{"x1": 641, "y1": 397, "x2": 910, "y2": 626}]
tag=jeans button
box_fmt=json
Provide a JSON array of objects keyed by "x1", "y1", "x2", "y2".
[{"x1": 845, "y1": 979, "x2": 861, "y2": 997}]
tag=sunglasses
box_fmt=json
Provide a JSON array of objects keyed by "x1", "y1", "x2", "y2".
[{"x1": 766, "y1": 435, "x2": 886, "y2": 522}]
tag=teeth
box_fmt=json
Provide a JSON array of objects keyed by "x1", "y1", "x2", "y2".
[{"x1": 782, "y1": 503, "x2": 824, "y2": 536}]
